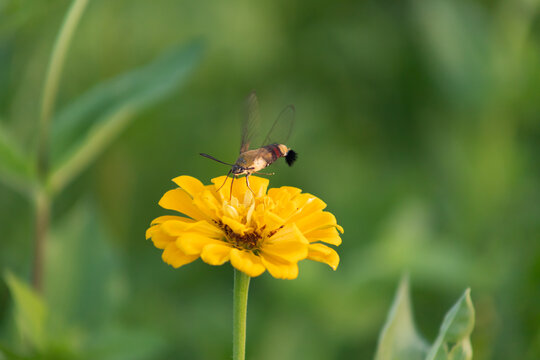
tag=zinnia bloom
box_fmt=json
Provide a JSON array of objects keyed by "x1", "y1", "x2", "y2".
[{"x1": 146, "y1": 175, "x2": 343, "y2": 279}]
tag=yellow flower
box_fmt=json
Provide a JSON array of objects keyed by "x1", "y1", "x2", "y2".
[{"x1": 146, "y1": 175, "x2": 343, "y2": 279}]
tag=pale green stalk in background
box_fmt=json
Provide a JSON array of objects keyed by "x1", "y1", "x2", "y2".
[{"x1": 34, "y1": 0, "x2": 89, "y2": 291}]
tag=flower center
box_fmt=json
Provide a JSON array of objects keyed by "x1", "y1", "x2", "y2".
[{"x1": 216, "y1": 220, "x2": 263, "y2": 251}]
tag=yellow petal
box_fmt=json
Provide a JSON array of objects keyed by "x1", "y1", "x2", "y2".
[
  {"x1": 222, "y1": 216, "x2": 249, "y2": 236},
  {"x1": 230, "y1": 249, "x2": 266, "y2": 277},
  {"x1": 201, "y1": 243, "x2": 233, "y2": 265},
  {"x1": 288, "y1": 194, "x2": 327, "y2": 223},
  {"x1": 159, "y1": 188, "x2": 208, "y2": 220},
  {"x1": 239, "y1": 175, "x2": 269, "y2": 198},
  {"x1": 280, "y1": 186, "x2": 302, "y2": 197},
  {"x1": 267, "y1": 187, "x2": 292, "y2": 203},
  {"x1": 304, "y1": 226, "x2": 342, "y2": 246},
  {"x1": 146, "y1": 225, "x2": 159, "y2": 240},
  {"x1": 262, "y1": 224, "x2": 308, "y2": 262},
  {"x1": 162, "y1": 220, "x2": 222, "y2": 238},
  {"x1": 222, "y1": 204, "x2": 239, "y2": 219},
  {"x1": 307, "y1": 243, "x2": 340, "y2": 270},
  {"x1": 268, "y1": 186, "x2": 302, "y2": 200},
  {"x1": 172, "y1": 176, "x2": 205, "y2": 197},
  {"x1": 176, "y1": 233, "x2": 224, "y2": 255},
  {"x1": 256, "y1": 211, "x2": 285, "y2": 235},
  {"x1": 146, "y1": 225, "x2": 175, "y2": 249},
  {"x1": 210, "y1": 176, "x2": 232, "y2": 200},
  {"x1": 150, "y1": 215, "x2": 189, "y2": 226},
  {"x1": 193, "y1": 189, "x2": 221, "y2": 219},
  {"x1": 273, "y1": 202, "x2": 298, "y2": 220},
  {"x1": 162, "y1": 242, "x2": 199, "y2": 268},
  {"x1": 294, "y1": 211, "x2": 338, "y2": 234},
  {"x1": 259, "y1": 253, "x2": 299, "y2": 279},
  {"x1": 212, "y1": 175, "x2": 269, "y2": 200},
  {"x1": 160, "y1": 219, "x2": 196, "y2": 235}
]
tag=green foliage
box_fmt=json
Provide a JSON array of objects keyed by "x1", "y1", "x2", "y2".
[
  {"x1": 0, "y1": 2, "x2": 201, "y2": 358},
  {"x1": 4, "y1": 272, "x2": 47, "y2": 352},
  {"x1": 375, "y1": 278, "x2": 475, "y2": 360},
  {"x1": 45, "y1": 201, "x2": 123, "y2": 331},
  {"x1": 1, "y1": 0, "x2": 539, "y2": 359},
  {"x1": 426, "y1": 290, "x2": 474, "y2": 360},
  {"x1": 375, "y1": 277, "x2": 428, "y2": 360},
  {"x1": 48, "y1": 41, "x2": 203, "y2": 194},
  {"x1": 2, "y1": 202, "x2": 166, "y2": 360},
  {"x1": 0, "y1": 122, "x2": 33, "y2": 194}
]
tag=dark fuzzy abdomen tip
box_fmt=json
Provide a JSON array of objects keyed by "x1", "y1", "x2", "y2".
[{"x1": 285, "y1": 150, "x2": 297, "y2": 166}]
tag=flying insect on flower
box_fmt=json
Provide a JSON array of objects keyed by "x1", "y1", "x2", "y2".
[
  {"x1": 200, "y1": 92, "x2": 297, "y2": 197},
  {"x1": 146, "y1": 175, "x2": 343, "y2": 279}
]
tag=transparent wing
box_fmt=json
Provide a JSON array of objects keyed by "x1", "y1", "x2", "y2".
[
  {"x1": 240, "y1": 91, "x2": 260, "y2": 153},
  {"x1": 260, "y1": 104, "x2": 295, "y2": 146}
]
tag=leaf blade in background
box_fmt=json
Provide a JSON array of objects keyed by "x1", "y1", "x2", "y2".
[
  {"x1": 0, "y1": 121, "x2": 34, "y2": 194},
  {"x1": 45, "y1": 200, "x2": 123, "y2": 331},
  {"x1": 374, "y1": 276, "x2": 428, "y2": 360},
  {"x1": 49, "y1": 40, "x2": 204, "y2": 193},
  {"x1": 44, "y1": 200, "x2": 167, "y2": 359},
  {"x1": 425, "y1": 289, "x2": 475, "y2": 360},
  {"x1": 4, "y1": 272, "x2": 47, "y2": 352}
]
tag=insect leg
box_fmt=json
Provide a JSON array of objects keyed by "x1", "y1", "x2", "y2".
[
  {"x1": 254, "y1": 171, "x2": 275, "y2": 176},
  {"x1": 245, "y1": 174, "x2": 256, "y2": 196},
  {"x1": 216, "y1": 169, "x2": 232, "y2": 192},
  {"x1": 229, "y1": 175, "x2": 236, "y2": 201}
]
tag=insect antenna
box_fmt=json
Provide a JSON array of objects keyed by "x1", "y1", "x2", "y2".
[
  {"x1": 200, "y1": 153, "x2": 235, "y2": 166},
  {"x1": 216, "y1": 169, "x2": 232, "y2": 192}
]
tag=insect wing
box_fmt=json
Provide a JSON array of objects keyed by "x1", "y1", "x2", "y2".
[
  {"x1": 260, "y1": 104, "x2": 295, "y2": 147},
  {"x1": 240, "y1": 91, "x2": 260, "y2": 154}
]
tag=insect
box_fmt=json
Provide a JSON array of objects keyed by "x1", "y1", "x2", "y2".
[{"x1": 200, "y1": 91, "x2": 297, "y2": 197}]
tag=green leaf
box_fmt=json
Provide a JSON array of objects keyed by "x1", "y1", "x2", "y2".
[
  {"x1": 4, "y1": 271, "x2": 47, "y2": 351},
  {"x1": 447, "y1": 339, "x2": 472, "y2": 360},
  {"x1": 0, "y1": 122, "x2": 34, "y2": 193},
  {"x1": 425, "y1": 289, "x2": 475, "y2": 360},
  {"x1": 374, "y1": 277, "x2": 429, "y2": 360},
  {"x1": 49, "y1": 40, "x2": 204, "y2": 193},
  {"x1": 45, "y1": 200, "x2": 124, "y2": 331}
]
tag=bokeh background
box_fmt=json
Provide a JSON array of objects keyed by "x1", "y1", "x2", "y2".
[{"x1": 1, "y1": 0, "x2": 539, "y2": 359}]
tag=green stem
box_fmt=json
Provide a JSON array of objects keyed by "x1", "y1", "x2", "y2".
[
  {"x1": 233, "y1": 269, "x2": 250, "y2": 360},
  {"x1": 38, "y1": 0, "x2": 89, "y2": 176},
  {"x1": 32, "y1": 190, "x2": 50, "y2": 292},
  {"x1": 33, "y1": 0, "x2": 89, "y2": 292}
]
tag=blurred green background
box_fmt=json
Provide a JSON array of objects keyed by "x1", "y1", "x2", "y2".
[{"x1": 1, "y1": 0, "x2": 539, "y2": 359}]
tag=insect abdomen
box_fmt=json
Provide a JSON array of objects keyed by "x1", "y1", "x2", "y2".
[
  {"x1": 264, "y1": 144, "x2": 284, "y2": 162},
  {"x1": 263, "y1": 144, "x2": 297, "y2": 167}
]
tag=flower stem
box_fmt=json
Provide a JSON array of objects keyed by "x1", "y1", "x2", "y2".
[{"x1": 233, "y1": 269, "x2": 250, "y2": 360}]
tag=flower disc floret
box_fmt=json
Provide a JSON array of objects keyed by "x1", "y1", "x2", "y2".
[{"x1": 146, "y1": 175, "x2": 343, "y2": 279}]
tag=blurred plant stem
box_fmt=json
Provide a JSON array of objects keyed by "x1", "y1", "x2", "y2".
[
  {"x1": 33, "y1": 0, "x2": 89, "y2": 291},
  {"x1": 233, "y1": 270, "x2": 250, "y2": 360},
  {"x1": 38, "y1": 0, "x2": 89, "y2": 175},
  {"x1": 31, "y1": 191, "x2": 50, "y2": 292}
]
